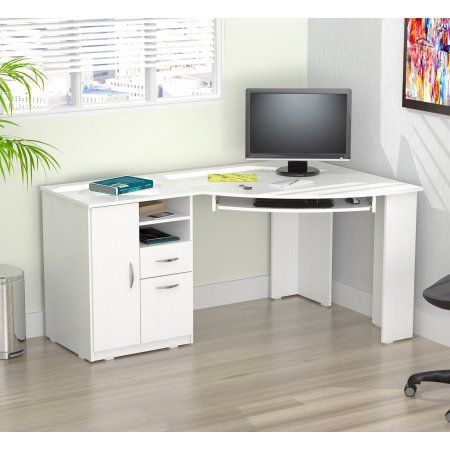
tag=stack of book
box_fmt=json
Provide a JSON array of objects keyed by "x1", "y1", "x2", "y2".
[
  {"x1": 89, "y1": 176, "x2": 153, "y2": 195},
  {"x1": 139, "y1": 228, "x2": 180, "y2": 245}
]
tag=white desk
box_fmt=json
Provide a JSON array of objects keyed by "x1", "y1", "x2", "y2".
[{"x1": 41, "y1": 161, "x2": 422, "y2": 361}]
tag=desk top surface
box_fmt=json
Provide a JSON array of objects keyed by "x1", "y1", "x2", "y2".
[{"x1": 41, "y1": 160, "x2": 422, "y2": 208}]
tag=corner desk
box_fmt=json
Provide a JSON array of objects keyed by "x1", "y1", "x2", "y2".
[{"x1": 41, "y1": 161, "x2": 422, "y2": 362}]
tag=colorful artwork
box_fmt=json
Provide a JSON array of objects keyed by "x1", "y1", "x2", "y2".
[{"x1": 403, "y1": 18, "x2": 450, "y2": 115}]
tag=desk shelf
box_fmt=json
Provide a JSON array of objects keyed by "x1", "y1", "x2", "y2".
[
  {"x1": 214, "y1": 196, "x2": 372, "y2": 213},
  {"x1": 139, "y1": 196, "x2": 193, "y2": 249},
  {"x1": 139, "y1": 237, "x2": 190, "y2": 249},
  {"x1": 139, "y1": 212, "x2": 190, "y2": 226},
  {"x1": 139, "y1": 196, "x2": 191, "y2": 226}
]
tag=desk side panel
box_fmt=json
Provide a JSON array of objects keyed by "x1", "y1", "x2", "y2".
[
  {"x1": 374, "y1": 193, "x2": 417, "y2": 343},
  {"x1": 42, "y1": 192, "x2": 92, "y2": 358}
]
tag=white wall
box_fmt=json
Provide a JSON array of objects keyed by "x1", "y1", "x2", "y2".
[
  {"x1": 0, "y1": 19, "x2": 308, "y2": 314},
  {"x1": 308, "y1": 19, "x2": 450, "y2": 346}
]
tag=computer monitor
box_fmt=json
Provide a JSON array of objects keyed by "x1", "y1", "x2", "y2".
[{"x1": 245, "y1": 88, "x2": 351, "y2": 177}]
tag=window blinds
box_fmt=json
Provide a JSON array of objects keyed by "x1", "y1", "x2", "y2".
[
  {"x1": 154, "y1": 19, "x2": 216, "y2": 68},
  {"x1": 0, "y1": 18, "x2": 216, "y2": 73}
]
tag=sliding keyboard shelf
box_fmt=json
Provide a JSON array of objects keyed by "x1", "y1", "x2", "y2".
[{"x1": 214, "y1": 196, "x2": 373, "y2": 213}]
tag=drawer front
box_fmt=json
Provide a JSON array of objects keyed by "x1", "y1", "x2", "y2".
[
  {"x1": 141, "y1": 272, "x2": 193, "y2": 343},
  {"x1": 140, "y1": 241, "x2": 192, "y2": 278}
]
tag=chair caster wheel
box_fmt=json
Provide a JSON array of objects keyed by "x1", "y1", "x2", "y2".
[
  {"x1": 445, "y1": 410, "x2": 450, "y2": 422},
  {"x1": 404, "y1": 384, "x2": 417, "y2": 397}
]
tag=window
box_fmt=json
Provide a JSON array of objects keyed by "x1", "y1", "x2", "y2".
[{"x1": 0, "y1": 19, "x2": 222, "y2": 114}]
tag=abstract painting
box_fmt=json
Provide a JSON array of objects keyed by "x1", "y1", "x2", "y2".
[{"x1": 403, "y1": 18, "x2": 450, "y2": 116}]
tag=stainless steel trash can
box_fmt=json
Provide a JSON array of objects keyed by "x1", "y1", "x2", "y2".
[{"x1": 0, "y1": 265, "x2": 26, "y2": 359}]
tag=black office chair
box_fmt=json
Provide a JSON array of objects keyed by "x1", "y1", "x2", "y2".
[{"x1": 404, "y1": 275, "x2": 450, "y2": 421}]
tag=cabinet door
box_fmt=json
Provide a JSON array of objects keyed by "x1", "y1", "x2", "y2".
[
  {"x1": 91, "y1": 203, "x2": 140, "y2": 352},
  {"x1": 141, "y1": 272, "x2": 193, "y2": 343}
]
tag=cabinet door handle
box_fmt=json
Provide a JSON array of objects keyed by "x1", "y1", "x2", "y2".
[
  {"x1": 156, "y1": 257, "x2": 179, "y2": 263},
  {"x1": 156, "y1": 283, "x2": 179, "y2": 290},
  {"x1": 129, "y1": 262, "x2": 135, "y2": 289}
]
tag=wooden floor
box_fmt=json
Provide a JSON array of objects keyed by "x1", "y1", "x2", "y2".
[{"x1": 1, "y1": 296, "x2": 450, "y2": 431}]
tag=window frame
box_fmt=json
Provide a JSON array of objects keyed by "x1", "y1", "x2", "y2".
[{"x1": 4, "y1": 19, "x2": 224, "y2": 117}]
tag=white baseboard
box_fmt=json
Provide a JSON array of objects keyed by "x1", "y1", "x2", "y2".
[
  {"x1": 414, "y1": 308, "x2": 450, "y2": 348},
  {"x1": 194, "y1": 275, "x2": 269, "y2": 310},
  {"x1": 331, "y1": 282, "x2": 450, "y2": 348},
  {"x1": 29, "y1": 279, "x2": 449, "y2": 348},
  {"x1": 332, "y1": 281, "x2": 372, "y2": 317},
  {"x1": 26, "y1": 311, "x2": 45, "y2": 338}
]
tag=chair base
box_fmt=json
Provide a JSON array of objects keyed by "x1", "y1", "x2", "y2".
[
  {"x1": 407, "y1": 370, "x2": 450, "y2": 388},
  {"x1": 404, "y1": 370, "x2": 450, "y2": 422}
]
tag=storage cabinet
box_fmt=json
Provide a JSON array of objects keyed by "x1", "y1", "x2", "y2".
[
  {"x1": 42, "y1": 192, "x2": 194, "y2": 362},
  {"x1": 139, "y1": 197, "x2": 193, "y2": 348}
]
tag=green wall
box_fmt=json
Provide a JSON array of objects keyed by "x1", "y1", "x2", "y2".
[{"x1": 0, "y1": 19, "x2": 308, "y2": 313}]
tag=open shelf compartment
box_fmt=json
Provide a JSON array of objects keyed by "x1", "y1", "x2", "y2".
[
  {"x1": 139, "y1": 196, "x2": 191, "y2": 226},
  {"x1": 139, "y1": 212, "x2": 190, "y2": 226},
  {"x1": 139, "y1": 196, "x2": 192, "y2": 248}
]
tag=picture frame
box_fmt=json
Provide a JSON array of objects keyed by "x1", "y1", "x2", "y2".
[{"x1": 402, "y1": 18, "x2": 450, "y2": 116}]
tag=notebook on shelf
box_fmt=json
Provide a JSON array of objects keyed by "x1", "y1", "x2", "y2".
[
  {"x1": 139, "y1": 227, "x2": 180, "y2": 245},
  {"x1": 139, "y1": 201, "x2": 165, "y2": 220}
]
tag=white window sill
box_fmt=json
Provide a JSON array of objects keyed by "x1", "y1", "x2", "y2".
[{"x1": 8, "y1": 94, "x2": 224, "y2": 120}]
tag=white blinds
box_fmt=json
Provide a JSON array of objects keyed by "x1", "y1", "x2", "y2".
[
  {"x1": 155, "y1": 19, "x2": 215, "y2": 68},
  {"x1": 0, "y1": 18, "x2": 216, "y2": 73}
]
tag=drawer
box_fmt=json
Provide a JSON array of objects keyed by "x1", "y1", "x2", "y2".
[
  {"x1": 141, "y1": 272, "x2": 193, "y2": 343},
  {"x1": 140, "y1": 241, "x2": 192, "y2": 278}
]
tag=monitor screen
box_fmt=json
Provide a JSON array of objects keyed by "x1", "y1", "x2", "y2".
[{"x1": 246, "y1": 89, "x2": 351, "y2": 160}]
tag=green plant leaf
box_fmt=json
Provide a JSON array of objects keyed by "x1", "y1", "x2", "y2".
[
  {"x1": 0, "y1": 136, "x2": 60, "y2": 184},
  {"x1": 0, "y1": 57, "x2": 47, "y2": 113},
  {"x1": 0, "y1": 58, "x2": 59, "y2": 184},
  {"x1": 0, "y1": 118, "x2": 18, "y2": 128}
]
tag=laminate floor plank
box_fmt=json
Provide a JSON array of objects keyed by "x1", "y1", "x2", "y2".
[{"x1": 1, "y1": 296, "x2": 449, "y2": 431}]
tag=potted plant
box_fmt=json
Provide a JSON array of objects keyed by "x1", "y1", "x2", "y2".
[{"x1": 0, "y1": 58, "x2": 59, "y2": 183}]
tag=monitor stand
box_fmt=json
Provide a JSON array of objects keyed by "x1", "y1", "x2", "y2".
[{"x1": 276, "y1": 161, "x2": 320, "y2": 177}]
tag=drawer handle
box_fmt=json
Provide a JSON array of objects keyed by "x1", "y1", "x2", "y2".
[
  {"x1": 156, "y1": 283, "x2": 179, "y2": 290},
  {"x1": 156, "y1": 257, "x2": 179, "y2": 263},
  {"x1": 129, "y1": 262, "x2": 135, "y2": 289}
]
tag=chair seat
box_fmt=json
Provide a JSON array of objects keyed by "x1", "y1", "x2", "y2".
[{"x1": 423, "y1": 275, "x2": 450, "y2": 310}]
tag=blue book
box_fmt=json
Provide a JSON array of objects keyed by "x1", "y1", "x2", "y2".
[
  {"x1": 139, "y1": 228, "x2": 180, "y2": 245},
  {"x1": 89, "y1": 176, "x2": 153, "y2": 195}
]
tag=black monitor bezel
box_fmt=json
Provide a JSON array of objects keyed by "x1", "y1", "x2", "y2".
[{"x1": 245, "y1": 88, "x2": 352, "y2": 161}]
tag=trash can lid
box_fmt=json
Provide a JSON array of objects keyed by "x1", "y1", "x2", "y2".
[{"x1": 0, "y1": 265, "x2": 24, "y2": 284}]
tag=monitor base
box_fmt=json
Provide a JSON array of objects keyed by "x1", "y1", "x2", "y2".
[{"x1": 276, "y1": 161, "x2": 320, "y2": 177}]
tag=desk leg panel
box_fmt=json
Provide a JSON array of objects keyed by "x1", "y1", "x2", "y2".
[
  {"x1": 270, "y1": 212, "x2": 333, "y2": 306},
  {"x1": 373, "y1": 193, "x2": 418, "y2": 343},
  {"x1": 298, "y1": 213, "x2": 333, "y2": 307},
  {"x1": 270, "y1": 213, "x2": 299, "y2": 299}
]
